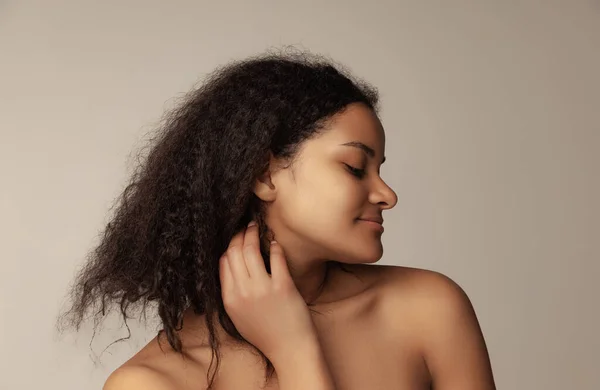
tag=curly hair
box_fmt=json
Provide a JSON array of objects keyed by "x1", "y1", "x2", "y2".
[{"x1": 57, "y1": 48, "x2": 379, "y2": 389}]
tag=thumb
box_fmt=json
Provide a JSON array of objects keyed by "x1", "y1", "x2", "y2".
[{"x1": 269, "y1": 241, "x2": 292, "y2": 283}]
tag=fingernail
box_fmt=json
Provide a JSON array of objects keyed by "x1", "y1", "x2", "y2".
[
  {"x1": 271, "y1": 240, "x2": 277, "y2": 245},
  {"x1": 248, "y1": 220, "x2": 257, "y2": 227}
]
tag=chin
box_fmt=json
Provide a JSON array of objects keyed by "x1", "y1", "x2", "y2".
[
  {"x1": 361, "y1": 251, "x2": 383, "y2": 264},
  {"x1": 363, "y1": 238, "x2": 384, "y2": 262},
  {"x1": 342, "y1": 244, "x2": 383, "y2": 264}
]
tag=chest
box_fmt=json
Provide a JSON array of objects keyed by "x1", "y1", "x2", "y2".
[{"x1": 211, "y1": 306, "x2": 430, "y2": 390}]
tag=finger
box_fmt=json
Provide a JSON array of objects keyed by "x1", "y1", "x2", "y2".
[
  {"x1": 227, "y1": 228, "x2": 246, "y2": 249},
  {"x1": 243, "y1": 221, "x2": 269, "y2": 281},
  {"x1": 269, "y1": 240, "x2": 292, "y2": 283},
  {"x1": 226, "y1": 231, "x2": 250, "y2": 283}
]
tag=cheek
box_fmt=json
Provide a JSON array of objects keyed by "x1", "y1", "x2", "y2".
[
  {"x1": 292, "y1": 173, "x2": 363, "y2": 222},
  {"x1": 280, "y1": 172, "x2": 378, "y2": 250},
  {"x1": 278, "y1": 174, "x2": 383, "y2": 261}
]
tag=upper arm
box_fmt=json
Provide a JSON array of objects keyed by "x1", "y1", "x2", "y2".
[
  {"x1": 103, "y1": 365, "x2": 174, "y2": 390},
  {"x1": 411, "y1": 271, "x2": 496, "y2": 390}
]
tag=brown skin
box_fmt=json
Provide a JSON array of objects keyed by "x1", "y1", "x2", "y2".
[{"x1": 103, "y1": 104, "x2": 496, "y2": 390}]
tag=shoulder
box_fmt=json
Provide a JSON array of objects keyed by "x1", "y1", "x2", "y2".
[
  {"x1": 382, "y1": 265, "x2": 473, "y2": 314},
  {"x1": 102, "y1": 336, "x2": 201, "y2": 390},
  {"x1": 102, "y1": 332, "x2": 216, "y2": 390},
  {"x1": 103, "y1": 363, "x2": 175, "y2": 390},
  {"x1": 371, "y1": 264, "x2": 480, "y2": 339},
  {"x1": 355, "y1": 263, "x2": 471, "y2": 310},
  {"x1": 369, "y1": 264, "x2": 496, "y2": 388},
  {"x1": 343, "y1": 264, "x2": 475, "y2": 331}
]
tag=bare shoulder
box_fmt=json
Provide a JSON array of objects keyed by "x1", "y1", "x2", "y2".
[
  {"x1": 353, "y1": 264, "x2": 472, "y2": 309},
  {"x1": 103, "y1": 362, "x2": 174, "y2": 390},
  {"x1": 347, "y1": 263, "x2": 468, "y2": 302},
  {"x1": 362, "y1": 264, "x2": 496, "y2": 389},
  {"x1": 102, "y1": 335, "x2": 210, "y2": 390},
  {"x1": 365, "y1": 264, "x2": 481, "y2": 336}
]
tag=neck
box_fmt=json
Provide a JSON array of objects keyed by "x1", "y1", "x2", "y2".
[
  {"x1": 286, "y1": 259, "x2": 335, "y2": 305},
  {"x1": 259, "y1": 219, "x2": 339, "y2": 305}
]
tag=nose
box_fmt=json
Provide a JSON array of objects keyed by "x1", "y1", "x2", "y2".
[{"x1": 368, "y1": 177, "x2": 398, "y2": 210}]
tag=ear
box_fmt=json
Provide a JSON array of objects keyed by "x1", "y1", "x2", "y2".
[{"x1": 252, "y1": 152, "x2": 280, "y2": 202}]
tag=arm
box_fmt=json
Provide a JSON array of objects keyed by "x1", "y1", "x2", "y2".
[{"x1": 414, "y1": 271, "x2": 496, "y2": 390}]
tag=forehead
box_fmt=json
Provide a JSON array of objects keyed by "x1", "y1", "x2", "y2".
[{"x1": 318, "y1": 103, "x2": 385, "y2": 148}]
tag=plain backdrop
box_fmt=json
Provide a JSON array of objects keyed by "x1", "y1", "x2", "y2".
[{"x1": 1, "y1": 1, "x2": 598, "y2": 389}]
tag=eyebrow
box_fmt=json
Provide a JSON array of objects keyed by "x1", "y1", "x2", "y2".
[{"x1": 340, "y1": 141, "x2": 386, "y2": 164}]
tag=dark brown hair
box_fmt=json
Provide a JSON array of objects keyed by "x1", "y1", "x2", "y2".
[{"x1": 57, "y1": 48, "x2": 379, "y2": 389}]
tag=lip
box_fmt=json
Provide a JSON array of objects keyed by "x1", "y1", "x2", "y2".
[{"x1": 358, "y1": 219, "x2": 385, "y2": 232}]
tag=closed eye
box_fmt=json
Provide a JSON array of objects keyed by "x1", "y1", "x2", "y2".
[{"x1": 344, "y1": 164, "x2": 366, "y2": 179}]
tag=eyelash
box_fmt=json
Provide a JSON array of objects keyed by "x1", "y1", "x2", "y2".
[{"x1": 345, "y1": 164, "x2": 366, "y2": 179}]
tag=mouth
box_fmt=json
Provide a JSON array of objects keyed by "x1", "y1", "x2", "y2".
[{"x1": 357, "y1": 218, "x2": 385, "y2": 232}]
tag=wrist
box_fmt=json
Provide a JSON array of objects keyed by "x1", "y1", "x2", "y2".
[
  {"x1": 271, "y1": 339, "x2": 336, "y2": 390},
  {"x1": 270, "y1": 336, "x2": 322, "y2": 370}
]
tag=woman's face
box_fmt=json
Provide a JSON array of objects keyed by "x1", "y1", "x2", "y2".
[{"x1": 259, "y1": 102, "x2": 398, "y2": 266}]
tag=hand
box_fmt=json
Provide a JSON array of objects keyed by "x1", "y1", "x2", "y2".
[{"x1": 219, "y1": 221, "x2": 318, "y2": 364}]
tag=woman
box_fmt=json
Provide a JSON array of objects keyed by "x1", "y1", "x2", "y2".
[{"x1": 59, "y1": 50, "x2": 496, "y2": 390}]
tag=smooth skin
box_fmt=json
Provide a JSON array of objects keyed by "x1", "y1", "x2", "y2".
[{"x1": 103, "y1": 103, "x2": 496, "y2": 390}]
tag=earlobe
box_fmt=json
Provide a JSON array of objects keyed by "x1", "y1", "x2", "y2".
[
  {"x1": 253, "y1": 152, "x2": 285, "y2": 202},
  {"x1": 253, "y1": 169, "x2": 277, "y2": 202}
]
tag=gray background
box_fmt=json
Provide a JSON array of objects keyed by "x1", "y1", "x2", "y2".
[{"x1": 1, "y1": 1, "x2": 598, "y2": 389}]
